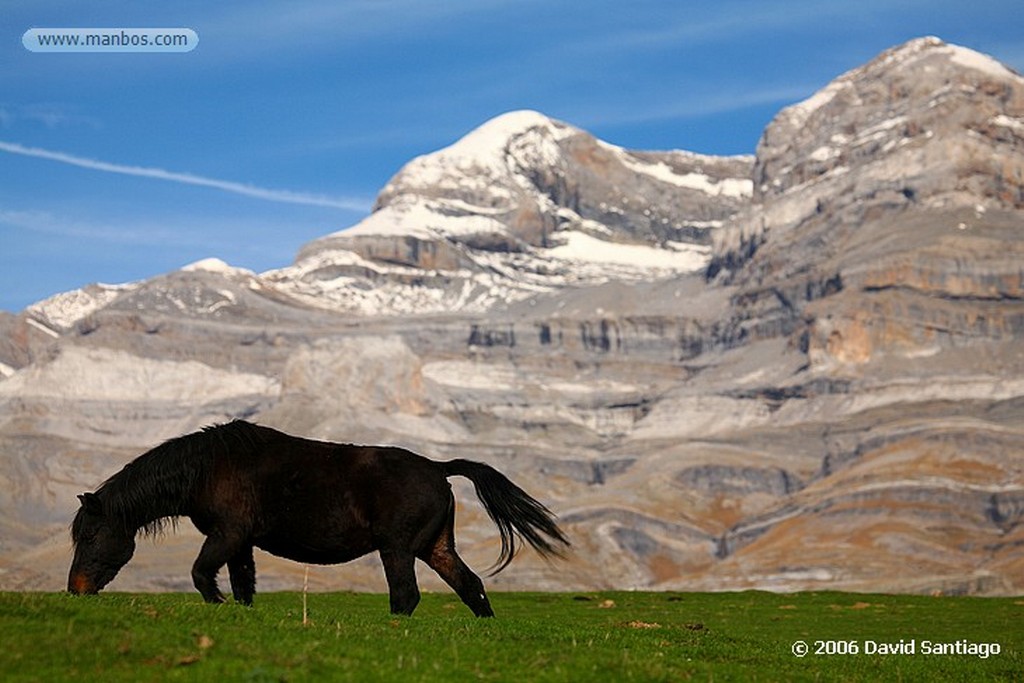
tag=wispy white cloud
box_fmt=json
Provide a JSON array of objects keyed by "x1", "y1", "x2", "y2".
[{"x1": 0, "y1": 140, "x2": 372, "y2": 212}]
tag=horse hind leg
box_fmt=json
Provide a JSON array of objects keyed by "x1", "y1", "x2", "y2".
[
  {"x1": 426, "y1": 545, "x2": 494, "y2": 617},
  {"x1": 421, "y1": 512, "x2": 494, "y2": 617},
  {"x1": 379, "y1": 549, "x2": 421, "y2": 616}
]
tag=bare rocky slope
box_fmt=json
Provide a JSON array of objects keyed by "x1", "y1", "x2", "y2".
[{"x1": 1, "y1": 37, "x2": 1022, "y2": 596}]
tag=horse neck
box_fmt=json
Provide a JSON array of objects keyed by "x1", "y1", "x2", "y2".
[
  {"x1": 100, "y1": 474, "x2": 196, "y2": 537},
  {"x1": 102, "y1": 430, "x2": 218, "y2": 535},
  {"x1": 127, "y1": 496, "x2": 190, "y2": 535}
]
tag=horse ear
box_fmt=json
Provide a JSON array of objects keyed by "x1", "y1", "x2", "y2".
[{"x1": 78, "y1": 492, "x2": 101, "y2": 512}]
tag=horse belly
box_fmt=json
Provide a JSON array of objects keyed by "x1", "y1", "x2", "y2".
[
  {"x1": 254, "y1": 535, "x2": 374, "y2": 565},
  {"x1": 253, "y1": 494, "x2": 376, "y2": 565}
]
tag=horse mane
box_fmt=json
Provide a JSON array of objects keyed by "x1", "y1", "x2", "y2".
[{"x1": 89, "y1": 420, "x2": 265, "y2": 538}]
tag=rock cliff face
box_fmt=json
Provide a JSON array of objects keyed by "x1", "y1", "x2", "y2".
[
  {"x1": 1, "y1": 37, "x2": 1022, "y2": 597},
  {"x1": 669, "y1": 36, "x2": 1024, "y2": 593},
  {"x1": 711, "y1": 37, "x2": 1024, "y2": 356}
]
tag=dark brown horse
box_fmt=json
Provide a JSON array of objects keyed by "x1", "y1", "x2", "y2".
[{"x1": 68, "y1": 420, "x2": 568, "y2": 616}]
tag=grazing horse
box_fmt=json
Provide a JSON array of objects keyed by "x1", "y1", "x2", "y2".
[{"x1": 68, "y1": 420, "x2": 568, "y2": 616}]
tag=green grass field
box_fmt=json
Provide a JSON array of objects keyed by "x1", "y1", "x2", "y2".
[{"x1": 1, "y1": 590, "x2": 1020, "y2": 681}]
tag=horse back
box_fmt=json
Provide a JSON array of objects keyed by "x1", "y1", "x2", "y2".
[{"x1": 195, "y1": 426, "x2": 452, "y2": 562}]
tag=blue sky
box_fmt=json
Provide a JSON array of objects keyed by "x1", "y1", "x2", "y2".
[{"x1": 2, "y1": 1, "x2": 1022, "y2": 313}]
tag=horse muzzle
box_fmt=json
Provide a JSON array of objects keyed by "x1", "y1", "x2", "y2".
[{"x1": 68, "y1": 572, "x2": 98, "y2": 595}]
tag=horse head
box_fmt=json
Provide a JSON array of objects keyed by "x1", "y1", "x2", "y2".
[{"x1": 68, "y1": 492, "x2": 136, "y2": 595}]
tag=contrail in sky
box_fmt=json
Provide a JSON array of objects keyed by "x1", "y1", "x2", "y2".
[{"x1": 0, "y1": 139, "x2": 370, "y2": 211}]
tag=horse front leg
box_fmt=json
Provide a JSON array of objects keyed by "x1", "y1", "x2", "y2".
[
  {"x1": 227, "y1": 544, "x2": 256, "y2": 606},
  {"x1": 192, "y1": 535, "x2": 240, "y2": 604}
]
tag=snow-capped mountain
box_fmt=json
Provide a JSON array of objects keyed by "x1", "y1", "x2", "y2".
[
  {"x1": 2, "y1": 38, "x2": 1023, "y2": 597},
  {"x1": 22, "y1": 111, "x2": 751, "y2": 327},
  {"x1": 266, "y1": 110, "x2": 751, "y2": 315}
]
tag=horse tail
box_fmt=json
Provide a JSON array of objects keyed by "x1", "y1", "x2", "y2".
[{"x1": 442, "y1": 459, "x2": 570, "y2": 575}]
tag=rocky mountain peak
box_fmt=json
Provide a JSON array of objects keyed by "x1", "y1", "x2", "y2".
[
  {"x1": 757, "y1": 36, "x2": 1024, "y2": 206},
  {"x1": 372, "y1": 109, "x2": 575, "y2": 212},
  {"x1": 773, "y1": 37, "x2": 1021, "y2": 138},
  {"x1": 711, "y1": 37, "x2": 1024, "y2": 282},
  {"x1": 274, "y1": 110, "x2": 752, "y2": 315},
  {"x1": 341, "y1": 109, "x2": 583, "y2": 252}
]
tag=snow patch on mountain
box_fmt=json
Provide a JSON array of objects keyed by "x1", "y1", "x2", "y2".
[
  {"x1": 781, "y1": 79, "x2": 850, "y2": 130},
  {"x1": 342, "y1": 196, "x2": 509, "y2": 241},
  {"x1": 992, "y1": 114, "x2": 1024, "y2": 134},
  {"x1": 547, "y1": 231, "x2": 708, "y2": 270},
  {"x1": 28, "y1": 283, "x2": 137, "y2": 330},
  {"x1": 945, "y1": 42, "x2": 1021, "y2": 80},
  {"x1": 621, "y1": 158, "x2": 752, "y2": 197},
  {"x1": 182, "y1": 257, "x2": 256, "y2": 279},
  {"x1": 602, "y1": 143, "x2": 753, "y2": 198}
]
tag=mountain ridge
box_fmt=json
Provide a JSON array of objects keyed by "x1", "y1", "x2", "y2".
[
  {"x1": 18, "y1": 110, "x2": 751, "y2": 329},
  {"x1": 1, "y1": 37, "x2": 1022, "y2": 596}
]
